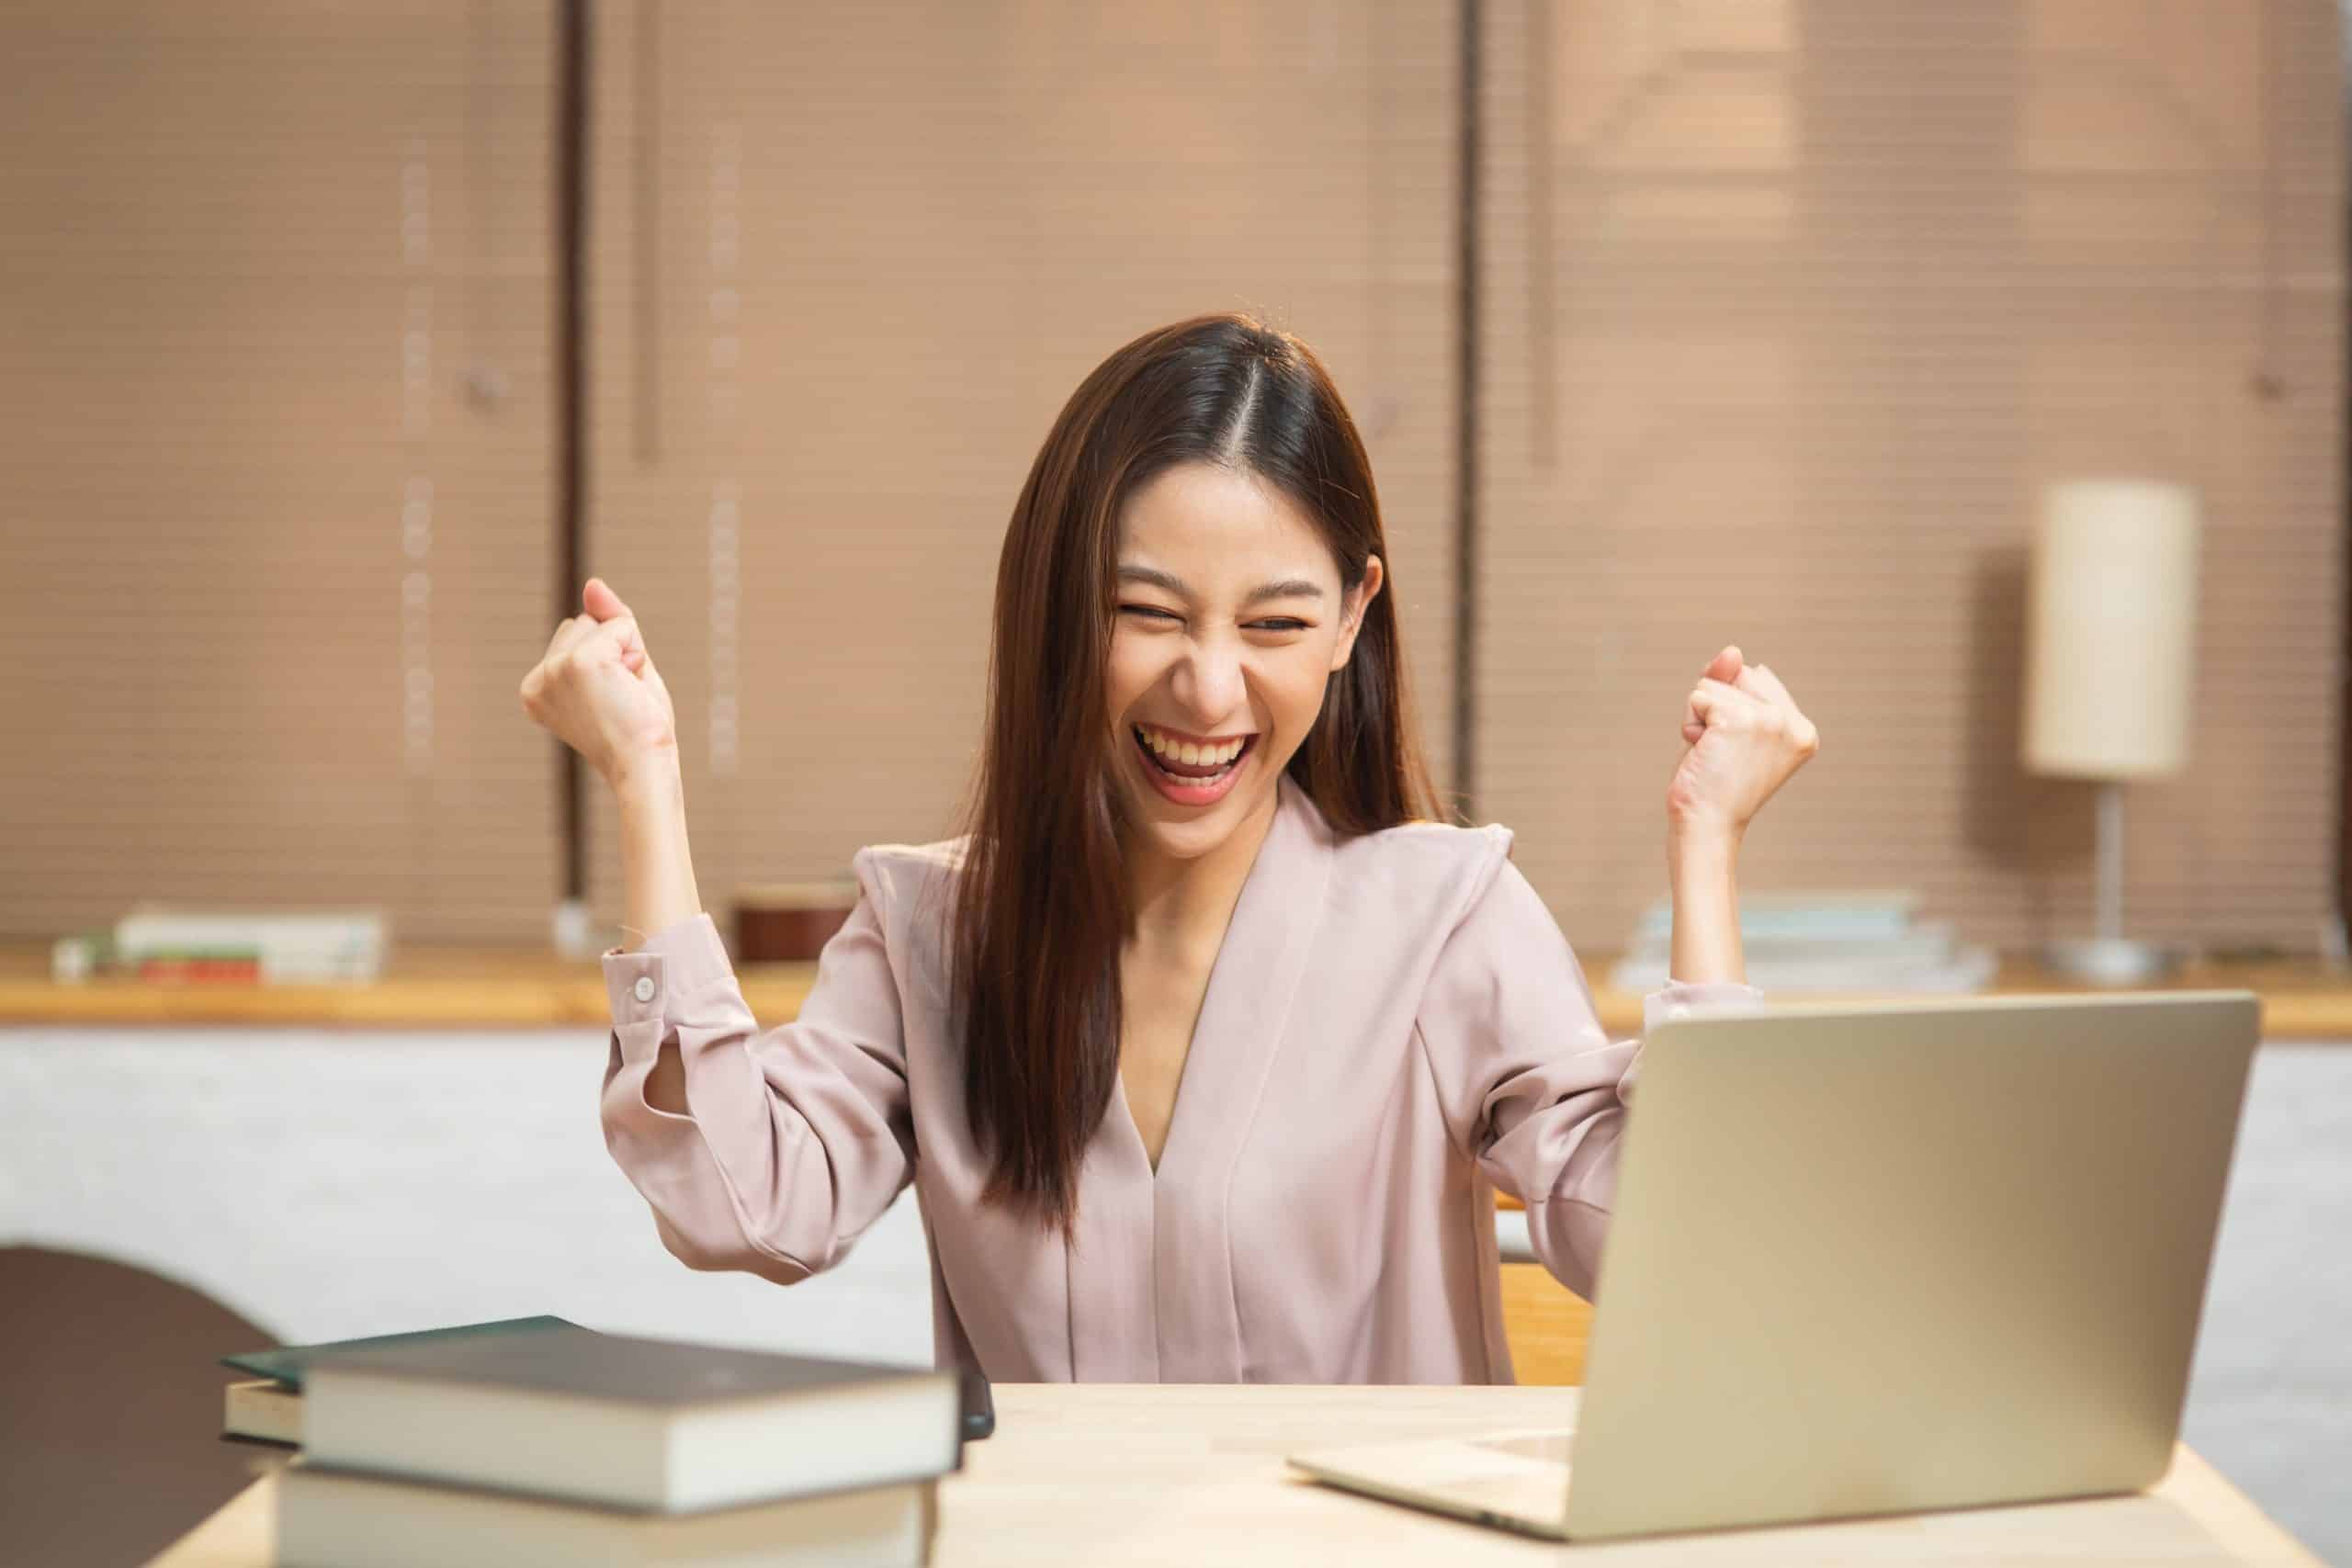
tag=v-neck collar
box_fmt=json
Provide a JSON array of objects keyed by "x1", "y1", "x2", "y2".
[
  {"x1": 1067, "y1": 771, "x2": 1337, "y2": 1381},
  {"x1": 1112, "y1": 784, "x2": 1279, "y2": 1182}
]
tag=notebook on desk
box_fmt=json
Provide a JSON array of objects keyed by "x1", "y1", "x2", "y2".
[{"x1": 1288, "y1": 990, "x2": 2261, "y2": 1542}]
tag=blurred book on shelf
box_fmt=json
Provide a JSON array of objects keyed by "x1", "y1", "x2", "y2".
[
  {"x1": 1608, "y1": 891, "x2": 1997, "y2": 994},
  {"x1": 50, "y1": 905, "x2": 388, "y2": 985}
]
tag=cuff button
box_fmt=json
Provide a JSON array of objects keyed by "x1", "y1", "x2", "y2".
[{"x1": 633, "y1": 976, "x2": 657, "y2": 1003}]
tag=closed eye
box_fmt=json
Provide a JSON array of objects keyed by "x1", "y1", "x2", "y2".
[{"x1": 1117, "y1": 604, "x2": 1312, "y2": 632}]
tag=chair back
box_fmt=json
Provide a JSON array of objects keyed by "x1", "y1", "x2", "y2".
[{"x1": 0, "y1": 1247, "x2": 277, "y2": 1565}]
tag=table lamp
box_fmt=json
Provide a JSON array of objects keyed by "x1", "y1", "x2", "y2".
[{"x1": 2020, "y1": 479, "x2": 2201, "y2": 985}]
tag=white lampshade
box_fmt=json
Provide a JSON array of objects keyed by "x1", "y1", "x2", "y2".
[{"x1": 2021, "y1": 479, "x2": 2201, "y2": 780}]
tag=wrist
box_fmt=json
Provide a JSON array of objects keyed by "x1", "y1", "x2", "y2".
[
  {"x1": 611, "y1": 748, "x2": 684, "y2": 806},
  {"x1": 1666, "y1": 839, "x2": 1745, "y2": 987},
  {"x1": 1667, "y1": 818, "x2": 1742, "y2": 876}
]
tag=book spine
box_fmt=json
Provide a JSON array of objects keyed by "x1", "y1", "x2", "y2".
[{"x1": 135, "y1": 950, "x2": 265, "y2": 984}]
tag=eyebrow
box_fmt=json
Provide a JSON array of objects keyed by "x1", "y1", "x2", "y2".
[{"x1": 1116, "y1": 565, "x2": 1327, "y2": 606}]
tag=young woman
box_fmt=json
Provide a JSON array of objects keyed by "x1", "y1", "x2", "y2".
[{"x1": 520, "y1": 312, "x2": 1818, "y2": 1383}]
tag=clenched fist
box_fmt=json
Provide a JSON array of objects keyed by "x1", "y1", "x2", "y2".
[
  {"x1": 518, "y1": 578, "x2": 678, "y2": 790},
  {"x1": 1666, "y1": 645, "x2": 1818, "y2": 840}
]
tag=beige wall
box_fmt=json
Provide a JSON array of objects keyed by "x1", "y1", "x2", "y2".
[{"x1": 4, "y1": 1, "x2": 2342, "y2": 954}]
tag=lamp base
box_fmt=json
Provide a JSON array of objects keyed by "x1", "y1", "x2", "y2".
[{"x1": 2038, "y1": 938, "x2": 2181, "y2": 987}]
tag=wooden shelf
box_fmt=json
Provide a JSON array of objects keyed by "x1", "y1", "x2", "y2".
[
  {"x1": 0, "y1": 944, "x2": 820, "y2": 1028},
  {"x1": 1, "y1": 944, "x2": 2346, "y2": 1037}
]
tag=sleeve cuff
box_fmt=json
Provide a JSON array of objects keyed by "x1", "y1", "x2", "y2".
[
  {"x1": 1641, "y1": 977, "x2": 1768, "y2": 1038},
  {"x1": 1623, "y1": 979, "x2": 1769, "y2": 1102},
  {"x1": 601, "y1": 910, "x2": 738, "y2": 1024}
]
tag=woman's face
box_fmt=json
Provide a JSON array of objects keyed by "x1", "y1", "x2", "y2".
[{"x1": 1104, "y1": 461, "x2": 1382, "y2": 863}]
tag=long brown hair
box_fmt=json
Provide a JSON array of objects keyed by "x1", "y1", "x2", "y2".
[{"x1": 949, "y1": 311, "x2": 1443, "y2": 1236}]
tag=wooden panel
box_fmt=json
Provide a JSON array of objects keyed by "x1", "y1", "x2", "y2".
[
  {"x1": 1475, "y1": 0, "x2": 2345, "y2": 956},
  {"x1": 10, "y1": 944, "x2": 2352, "y2": 1033}
]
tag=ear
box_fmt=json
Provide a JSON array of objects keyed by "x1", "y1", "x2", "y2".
[{"x1": 1330, "y1": 555, "x2": 1385, "y2": 671}]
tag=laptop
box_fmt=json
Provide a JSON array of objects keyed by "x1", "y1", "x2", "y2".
[{"x1": 1287, "y1": 989, "x2": 2260, "y2": 1541}]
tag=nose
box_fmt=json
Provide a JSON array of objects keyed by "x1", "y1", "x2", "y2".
[{"x1": 1169, "y1": 631, "x2": 1248, "y2": 729}]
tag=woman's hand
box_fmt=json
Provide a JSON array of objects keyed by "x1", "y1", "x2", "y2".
[
  {"x1": 518, "y1": 578, "x2": 679, "y2": 791},
  {"x1": 1666, "y1": 645, "x2": 1819, "y2": 844}
]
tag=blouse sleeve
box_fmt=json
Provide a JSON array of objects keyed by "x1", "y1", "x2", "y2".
[
  {"x1": 1413, "y1": 852, "x2": 1762, "y2": 1300},
  {"x1": 596, "y1": 849, "x2": 914, "y2": 1287}
]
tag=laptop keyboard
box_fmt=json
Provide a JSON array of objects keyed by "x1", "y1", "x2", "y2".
[{"x1": 1473, "y1": 1430, "x2": 1575, "y2": 1464}]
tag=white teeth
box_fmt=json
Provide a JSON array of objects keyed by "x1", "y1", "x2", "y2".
[{"x1": 1136, "y1": 727, "x2": 1252, "y2": 770}]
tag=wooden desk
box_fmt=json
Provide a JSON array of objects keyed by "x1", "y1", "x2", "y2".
[
  {"x1": 152, "y1": 1383, "x2": 2320, "y2": 1566},
  {"x1": 9, "y1": 944, "x2": 2352, "y2": 1038}
]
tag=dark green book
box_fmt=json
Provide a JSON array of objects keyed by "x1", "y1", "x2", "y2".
[{"x1": 220, "y1": 1314, "x2": 581, "y2": 1390}]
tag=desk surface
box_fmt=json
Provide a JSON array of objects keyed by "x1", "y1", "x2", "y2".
[
  {"x1": 10, "y1": 944, "x2": 2352, "y2": 1037},
  {"x1": 152, "y1": 1383, "x2": 2319, "y2": 1566}
]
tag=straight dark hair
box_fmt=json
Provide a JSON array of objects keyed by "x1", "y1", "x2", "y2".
[{"x1": 948, "y1": 311, "x2": 1443, "y2": 1237}]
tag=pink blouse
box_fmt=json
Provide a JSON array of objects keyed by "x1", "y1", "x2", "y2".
[{"x1": 599, "y1": 773, "x2": 1762, "y2": 1383}]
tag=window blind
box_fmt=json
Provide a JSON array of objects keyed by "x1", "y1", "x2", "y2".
[
  {"x1": 579, "y1": 0, "x2": 1462, "y2": 948},
  {"x1": 1475, "y1": 0, "x2": 2343, "y2": 953},
  {"x1": 2, "y1": 2, "x2": 562, "y2": 942}
]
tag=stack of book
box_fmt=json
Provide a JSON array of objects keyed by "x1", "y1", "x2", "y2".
[
  {"x1": 222, "y1": 1314, "x2": 582, "y2": 1449},
  {"x1": 221, "y1": 1317, "x2": 959, "y2": 1566},
  {"x1": 52, "y1": 904, "x2": 389, "y2": 984},
  {"x1": 1606, "y1": 890, "x2": 1998, "y2": 995}
]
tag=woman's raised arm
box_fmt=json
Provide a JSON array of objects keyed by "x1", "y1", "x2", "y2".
[
  {"x1": 524, "y1": 577, "x2": 915, "y2": 1284},
  {"x1": 597, "y1": 852, "x2": 916, "y2": 1288}
]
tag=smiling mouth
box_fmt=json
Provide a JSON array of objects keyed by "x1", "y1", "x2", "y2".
[{"x1": 1131, "y1": 725, "x2": 1255, "y2": 783}]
